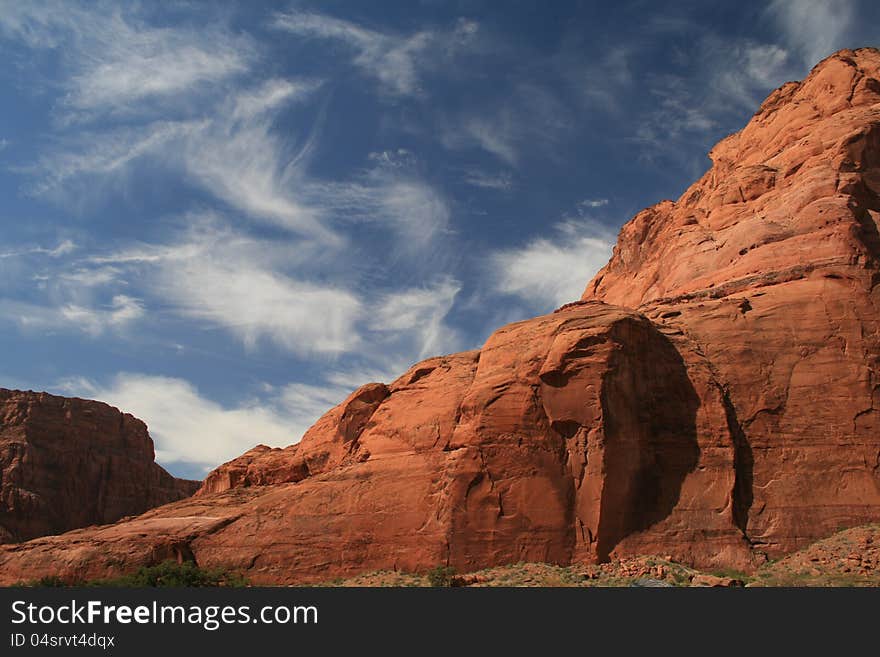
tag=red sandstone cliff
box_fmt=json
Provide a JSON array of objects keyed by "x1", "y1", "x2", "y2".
[
  {"x1": 0, "y1": 389, "x2": 199, "y2": 543},
  {"x1": 0, "y1": 48, "x2": 878, "y2": 585},
  {"x1": 581, "y1": 48, "x2": 880, "y2": 556}
]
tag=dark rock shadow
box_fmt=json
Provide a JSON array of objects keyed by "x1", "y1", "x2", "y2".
[
  {"x1": 722, "y1": 389, "x2": 754, "y2": 540},
  {"x1": 595, "y1": 318, "x2": 702, "y2": 561}
]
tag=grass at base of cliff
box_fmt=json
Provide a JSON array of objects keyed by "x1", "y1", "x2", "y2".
[
  {"x1": 316, "y1": 524, "x2": 880, "y2": 587},
  {"x1": 17, "y1": 561, "x2": 248, "y2": 588},
  {"x1": 317, "y1": 559, "x2": 702, "y2": 587},
  {"x1": 16, "y1": 525, "x2": 880, "y2": 588}
]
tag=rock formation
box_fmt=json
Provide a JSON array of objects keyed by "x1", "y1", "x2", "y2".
[
  {"x1": 0, "y1": 389, "x2": 199, "y2": 543},
  {"x1": 582, "y1": 48, "x2": 880, "y2": 556},
  {"x1": 1, "y1": 48, "x2": 878, "y2": 585}
]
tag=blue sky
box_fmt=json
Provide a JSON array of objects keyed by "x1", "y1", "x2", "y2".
[{"x1": 0, "y1": 0, "x2": 877, "y2": 479}]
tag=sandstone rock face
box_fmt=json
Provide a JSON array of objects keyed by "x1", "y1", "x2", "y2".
[
  {"x1": 582, "y1": 48, "x2": 880, "y2": 557},
  {"x1": 0, "y1": 389, "x2": 199, "y2": 543},
  {"x1": 1, "y1": 49, "x2": 879, "y2": 585}
]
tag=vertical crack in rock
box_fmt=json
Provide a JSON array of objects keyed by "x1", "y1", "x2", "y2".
[{"x1": 722, "y1": 387, "x2": 754, "y2": 541}]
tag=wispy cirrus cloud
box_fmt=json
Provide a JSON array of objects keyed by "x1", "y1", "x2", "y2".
[
  {"x1": 272, "y1": 10, "x2": 479, "y2": 97},
  {"x1": 767, "y1": 0, "x2": 856, "y2": 68},
  {"x1": 0, "y1": 239, "x2": 76, "y2": 259},
  {"x1": 490, "y1": 219, "x2": 614, "y2": 311},
  {"x1": 27, "y1": 74, "x2": 459, "y2": 253},
  {"x1": 304, "y1": 156, "x2": 453, "y2": 258},
  {"x1": 0, "y1": 237, "x2": 144, "y2": 337},
  {"x1": 0, "y1": 293, "x2": 144, "y2": 337},
  {"x1": 462, "y1": 169, "x2": 514, "y2": 191},
  {"x1": 560, "y1": 44, "x2": 635, "y2": 113},
  {"x1": 440, "y1": 82, "x2": 573, "y2": 166},
  {"x1": 0, "y1": 0, "x2": 254, "y2": 117},
  {"x1": 26, "y1": 78, "x2": 336, "y2": 242},
  {"x1": 370, "y1": 277, "x2": 462, "y2": 360},
  {"x1": 65, "y1": 206, "x2": 461, "y2": 362},
  {"x1": 161, "y1": 248, "x2": 364, "y2": 357},
  {"x1": 179, "y1": 78, "x2": 333, "y2": 242},
  {"x1": 26, "y1": 120, "x2": 198, "y2": 196},
  {"x1": 622, "y1": 33, "x2": 801, "y2": 171},
  {"x1": 82, "y1": 216, "x2": 363, "y2": 357}
]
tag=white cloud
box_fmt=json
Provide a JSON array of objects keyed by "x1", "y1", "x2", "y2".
[
  {"x1": 273, "y1": 11, "x2": 478, "y2": 97},
  {"x1": 0, "y1": 293, "x2": 144, "y2": 336},
  {"x1": 60, "y1": 206, "x2": 463, "y2": 364},
  {"x1": 578, "y1": 198, "x2": 608, "y2": 209},
  {"x1": 322, "y1": 365, "x2": 406, "y2": 391},
  {"x1": 56, "y1": 265, "x2": 123, "y2": 287},
  {"x1": 708, "y1": 41, "x2": 796, "y2": 112},
  {"x1": 627, "y1": 35, "x2": 800, "y2": 163},
  {"x1": 376, "y1": 179, "x2": 451, "y2": 254},
  {"x1": 462, "y1": 170, "x2": 513, "y2": 191},
  {"x1": 306, "y1": 161, "x2": 452, "y2": 257},
  {"x1": 232, "y1": 78, "x2": 318, "y2": 120},
  {"x1": 743, "y1": 44, "x2": 792, "y2": 86},
  {"x1": 29, "y1": 79, "x2": 452, "y2": 251},
  {"x1": 0, "y1": 239, "x2": 76, "y2": 259},
  {"x1": 47, "y1": 239, "x2": 77, "y2": 257},
  {"x1": 0, "y1": 236, "x2": 144, "y2": 337},
  {"x1": 371, "y1": 278, "x2": 462, "y2": 360},
  {"x1": 89, "y1": 218, "x2": 363, "y2": 357},
  {"x1": 180, "y1": 83, "x2": 334, "y2": 243},
  {"x1": 59, "y1": 294, "x2": 144, "y2": 336},
  {"x1": 28, "y1": 120, "x2": 199, "y2": 196},
  {"x1": 275, "y1": 382, "x2": 352, "y2": 425},
  {"x1": 29, "y1": 79, "x2": 335, "y2": 242},
  {"x1": 768, "y1": 0, "x2": 855, "y2": 67},
  {"x1": 0, "y1": 1, "x2": 253, "y2": 116},
  {"x1": 367, "y1": 148, "x2": 416, "y2": 168},
  {"x1": 167, "y1": 256, "x2": 363, "y2": 357},
  {"x1": 59, "y1": 373, "x2": 352, "y2": 472},
  {"x1": 490, "y1": 220, "x2": 614, "y2": 310},
  {"x1": 441, "y1": 83, "x2": 573, "y2": 166},
  {"x1": 462, "y1": 118, "x2": 520, "y2": 165},
  {"x1": 4, "y1": 5, "x2": 337, "y2": 243}
]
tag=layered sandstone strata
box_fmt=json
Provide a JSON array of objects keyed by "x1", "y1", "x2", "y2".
[{"x1": 0, "y1": 389, "x2": 199, "y2": 543}]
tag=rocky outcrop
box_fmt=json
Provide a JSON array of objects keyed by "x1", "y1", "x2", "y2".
[
  {"x1": 198, "y1": 382, "x2": 390, "y2": 494},
  {"x1": 1, "y1": 48, "x2": 879, "y2": 585},
  {"x1": 0, "y1": 389, "x2": 199, "y2": 543},
  {"x1": 582, "y1": 47, "x2": 880, "y2": 557}
]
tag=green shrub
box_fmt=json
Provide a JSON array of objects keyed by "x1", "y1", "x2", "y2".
[
  {"x1": 20, "y1": 575, "x2": 68, "y2": 587},
  {"x1": 21, "y1": 561, "x2": 247, "y2": 587},
  {"x1": 710, "y1": 567, "x2": 750, "y2": 582},
  {"x1": 427, "y1": 565, "x2": 456, "y2": 587},
  {"x1": 93, "y1": 561, "x2": 247, "y2": 587}
]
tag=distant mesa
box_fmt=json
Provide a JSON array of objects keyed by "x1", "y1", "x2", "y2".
[
  {"x1": 0, "y1": 388, "x2": 198, "y2": 544},
  {"x1": 2, "y1": 48, "x2": 879, "y2": 585}
]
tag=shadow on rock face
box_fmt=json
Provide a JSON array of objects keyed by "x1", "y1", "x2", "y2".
[{"x1": 596, "y1": 318, "x2": 702, "y2": 561}]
